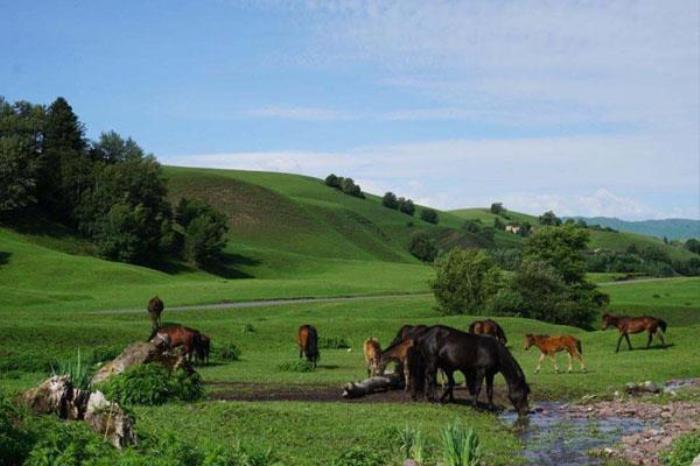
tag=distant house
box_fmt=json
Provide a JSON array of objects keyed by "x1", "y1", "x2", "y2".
[{"x1": 505, "y1": 224, "x2": 521, "y2": 234}]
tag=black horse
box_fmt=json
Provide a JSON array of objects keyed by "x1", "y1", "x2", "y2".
[{"x1": 416, "y1": 325, "x2": 530, "y2": 416}]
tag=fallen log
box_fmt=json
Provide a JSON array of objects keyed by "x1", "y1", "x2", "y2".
[
  {"x1": 342, "y1": 372, "x2": 403, "y2": 398},
  {"x1": 23, "y1": 375, "x2": 136, "y2": 449}
]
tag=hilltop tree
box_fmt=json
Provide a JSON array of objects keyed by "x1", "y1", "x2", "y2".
[
  {"x1": 382, "y1": 192, "x2": 399, "y2": 209},
  {"x1": 420, "y1": 207, "x2": 439, "y2": 224},
  {"x1": 90, "y1": 131, "x2": 145, "y2": 164},
  {"x1": 324, "y1": 174, "x2": 340, "y2": 188},
  {"x1": 538, "y1": 210, "x2": 562, "y2": 226},
  {"x1": 398, "y1": 197, "x2": 415, "y2": 216},
  {"x1": 490, "y1": 202, "x2": 505, "y2": 215}
]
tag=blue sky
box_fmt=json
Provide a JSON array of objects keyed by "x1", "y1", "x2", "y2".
[{"x1": 2, "y1": 1, "x2": 698, "y2": 220}]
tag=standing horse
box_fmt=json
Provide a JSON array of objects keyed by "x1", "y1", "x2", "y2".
[
  {"x1": 417, "y1": 325, "x2": 530, "y2": 416},
  {"x1": 297, "y1": 324, "x2": 320, "y2": 367},
  {"x1": 363, "y1": 338, "x2": 382, "y2": 376},
  {"x1": 378, "y1": 338, "x2": 415, "y2": 391},
  {"x1": 468, "y1": 319, "x2": 508, "y2": 345},
  {"x1": 523, "y1": 334, "x2": 585, "y2": 373},
  {"x1": 602, "y1": 313, "x2": 667, "y2": 352},
  {"x1": 150, "y1": 324, "x2": 202, "y2": 361},
  {"x1": 147, "y1": 296, "x2": 164, "y2": 331}
]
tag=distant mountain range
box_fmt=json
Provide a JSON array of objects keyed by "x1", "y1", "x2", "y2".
[{"x1": 571, "y1": 217, "x2": 700, "y2": 241}]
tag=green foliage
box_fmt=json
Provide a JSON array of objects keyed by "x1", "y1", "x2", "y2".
[
  {"x1": 662, "y1": 432, "x2": 700, "y2": 466},
  {"x1": 493, "y1": 217, "x2": 505, "y2": 230},
  {"x1": 538, "y1": 210, "x2": 562, "y2": 226},
  {"x1": 277, "y1": 360, "x2": 315, "y2": 372},
  {"x1": 98, "y1": 364, "x2": 203, "y2": 406},
  {"x1": 398, "y1": 197, "x2": 415, "y2": 216},
  {"x1": 396, "y1": 424, "x2": 425, "y2": 464},
  {"x1": 488, "y1": 248, "x2": 521, "y2": 271},
  {"x1": 420, "y1": 208, "x2": 439, "y2": 224},
  {"x1": 524, "y1": 224, "x2": 589, "y2": 283},
  {"x1": 219, "y1": 342, "x2": 241, "y2": 361},
  {"x1": 330, "y1": 447, "x2": 384, "y2": 466},
  {"x1": 318, "y1": 337, "x2": 350, "y2": 349},
  {"x1": 325, "y1": 173, "x2": 340, "y2": 188},
  {"x1": 176, "y1": 198, "x2": 229, "y2": 266},
  {"x1": 432, "y1": 249, "x2": 502, "y2": 315},
  {"x1": 52, "y1": 348, "x2": 91, "y2": 390},
  {"x1": 490, "y1": 202, "x2": 505, "y2": 215},
  {"x1": 382, "y1": 192, "x2": 399, "y2": 209},
  {"x1": 685, "y1": 238, "x2": 700, "y2": 255},
  {"x1": 441, "y1": 421, "x2": 482, "y2": 466},
  {"x1": 408, "y1": 232, "x2": 438, "y2": 262},
  {"x1": 0, "y1": 391, "x2": 32, "y2": 464},
  {"x1": 325, "y1": 174, "x2": 364, "y2": 199}
]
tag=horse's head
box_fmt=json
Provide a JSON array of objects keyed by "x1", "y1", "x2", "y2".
[
  {"x1": 509, "y1": 381, "x2": 530, "y2": 417},
  {"x1": 601, "y1": 313, "x2": 613, "y2": 330},
  {"x1": 523, "y1": 334, "x2": 534, "y2": 351}
]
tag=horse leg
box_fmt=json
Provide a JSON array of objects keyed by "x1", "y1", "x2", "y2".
[
  {"x1": 615, "y1": 333, "x2": 624, "y2": 353},
  {"x1": 485, "y1": 372, "x2": 495, "y2": 409},
  {"x1": 566, "y1": 352, "x2": 573, "y2": 372},
  {"x1": 439, "y1": 370, "x2": 455, "y2": 403},
  {"x1": 472, "y1": 369, "x2": 485, "y2": 408},
  {"x1": 549, "y1": 353, "x2": 559, "y2": 373},
  {"x1": 535, "y1": 353, "x2": 545, "y2": 373},
  {"x1": 577, "y1": 352, "x2": 586, "y2": 372},
  {"x1": 624, "y1": 333, "x2": 633, "y2": 351},
  {"x1": 646, "y1": 331, "x2": 653, "y2": 348},
  {"x1": 657, "y1": 329, "x2": 667, "y2": 347},
  {"x1": 424, "y1": 361, "x2": 438, "y2": 402}
]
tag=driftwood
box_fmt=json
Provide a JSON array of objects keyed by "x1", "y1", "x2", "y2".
[
  {"x1": 23, "y1": 375, "x2": 136, "y2": 449},
  {"x1": 91, "y1": 338, "x2": 190, "y2": 385},
  {"x1": 342, "y1": 373, "x2": 403, "y2": 398}
]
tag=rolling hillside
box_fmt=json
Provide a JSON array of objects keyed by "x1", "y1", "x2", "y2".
[{"x1": 572, "y1": 216, "x2": 700, "y2": 240}]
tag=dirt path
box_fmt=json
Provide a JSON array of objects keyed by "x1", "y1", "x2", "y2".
[{"x1": 90, "y1": 292, "x2": 432, "y2": 315}]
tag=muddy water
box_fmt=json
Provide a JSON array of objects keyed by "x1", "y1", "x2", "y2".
[{"x1": 501, "y1": 402, "x2": 652, "y2": 466}]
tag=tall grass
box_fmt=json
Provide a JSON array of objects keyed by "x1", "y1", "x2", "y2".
[
  {"x1": 397, "y1": 424, "x2": 425, "y2": 464},
  {"x1": 441, "y1": 420, "x2": 482, "y2": 466},
  {"x1": 52, "y1": 349, "x2": 90, "y2": 390}
]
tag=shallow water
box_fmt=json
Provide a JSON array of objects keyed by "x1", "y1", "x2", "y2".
[{"x1": 500, "y1": 401, "x2": 651, "y2": 466}]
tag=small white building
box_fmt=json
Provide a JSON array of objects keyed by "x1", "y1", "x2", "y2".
[{"x1": 505, "y1": 224, "x2": 521, "y2": 234}]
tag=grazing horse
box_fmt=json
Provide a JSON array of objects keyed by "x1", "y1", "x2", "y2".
[
  {"x1": 363, "y1": 338, "x2": 382, "y2": 376},
  {"x1": 468, "y1": 319, "x2": 508, "y2": 345},
  {"x1": 378, "y1": 338, "x2": 416, "y2": 391},
  {"x1": 297, "y1": 324, "x2": 320, "y2": 367},
  {"x1": 523, "y1": 334, "x2": 585, "y2": 373},
  {"x1": 150, "y1": 324, "x2": 202, "y2": 361},
  {"x1": 147, "y1": 296, "x2": 164, "y2": 330},
  {"x1": 602, "y1": 313, "x2": 667, "y2": 353},
  {"x1": 195, "y1": 334, "x2": 211, "y2": 365},
  {"x1": 417, "y1": 325, "x2": 530, "y2": 416}
]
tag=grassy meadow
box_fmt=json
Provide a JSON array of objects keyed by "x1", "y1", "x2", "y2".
[{"x1": 1, "y1": 166, "x2": 699, "y2": 464}]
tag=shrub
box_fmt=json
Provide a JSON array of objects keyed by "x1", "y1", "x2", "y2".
[
  {"x1": 219, "y1": 342, "x2": 241, "y2": 361},
  {"x1": 398, "y1": 197, "x2": 415, "y2": 216},
  {"x1": 277, "y1": 360, "x2": 315, "y2": 372},
  {"x1": 382, "y1": 192, "x2": 399, "y2": 209},
  {"x1": 176, "y1": 198, "x2": 229, "y2": 266},
  {"x1": 325, "y1": 174, "x2": 340, "y2": 188},
  {"x1": 408, "y1": 232, "x2": 438, "y2": 262},
  {"x1": 538, "y1": 210, "x2": 562, "y2": 226},
  {"x1": 662, "y1": 432, "x2": 700, "y2": 466},
  {"x1": 431, "y1": 249, "x2": 502, "y2": 315},
  {"x1": 242, "y1": 323, "x2": 256, "y2": 334},
  {"x1": 0, "y1": 391, "x2": 32, "y2": 464},
  {"x1": 98, "y1": 364, "x2": 203, "y2": 405},
  {"x1": 330, "y1": 447, "x2": 384, "y2": 466},
  {"x1": 420, "y1": 208, "x2": 439, "y2": 224},
  {"x1": 318, "y1": 337, "x2": 350, "y2": 349},
  {"x1": 490, "y1": 202, "x2": 505, "y2": 215},
  {"x1": 441, "y1": 421, "x2": 481, "y2": 466}
]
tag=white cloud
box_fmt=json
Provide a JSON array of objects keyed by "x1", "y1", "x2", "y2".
[{"x1": 247, "y1": 105, "x2": 354, "y2": 121}]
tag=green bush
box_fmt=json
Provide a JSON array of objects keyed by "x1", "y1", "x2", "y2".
[
  {"x1": 277, "y1": 360, "x2": 315, "y2": 372},
  {"x1": 0, "y1": 391, "x2": 32, "y2": 464},
  {"x1": 420, "y1": 208, "x2": 439, "y2": 224},
  {"x1": 409, "y1": 232, "x2": 438, "y2": 263},
  {"x1": 396, "y1": 424, "x2": 425, "y2": 464},
  {"x1": 98, "y1": 364, "x2": 203, "y2": 406},
  {"x1": 662, "y1": 432, "x2": 700, "y2": 466},
  {"x1": 219, "y1": 342, "x2": 241, "y2": 361},
  {"x1": 330, "y1": 447, "x2": 384, "y2": 466},
  {"x1": 24, "y1": 417, "x2": 114, "y2": 466}
]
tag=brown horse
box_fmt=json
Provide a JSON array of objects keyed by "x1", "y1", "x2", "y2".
[
  {"x1": 602, "y1": 313, "x2": 667, "y2": 353},
  {"x1": 524, "y1": 334, "x2": 586, "y2": 373},
  {"x1": 363, "y1": 338, "x2": 382, "y2": 376},
  {"x1": 378, "y1": 338, "x2": 415, "y2": 391},
  {"x1": 297, "y1": 324, "x2": 320, "y2": 367},
  {"x1": 151, "y1": 324, "x2": 202, "y2": 361},
  {"x1": 468, "y1": 319, "x2": 508, "y2": 345},
  {"x1": 147, "y1": 296, "x2": 164, "y2": 330}
]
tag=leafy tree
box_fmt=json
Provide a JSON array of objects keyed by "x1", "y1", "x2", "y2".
[
  {"x1": 176, "y1": 198, "x2": 229, "y2": 265},
  {"x1": 462, "y1": 219, "x2": 482, "y2": 233},
  {"x1": 490, "y1": 202, "x2": 505, "y2": 215},
  {"x1": 90, "y1": 131, "x2": 144, "y2": 164},
  {"x1": 398, "y1": 197, "x2": 415, "y2": 216},
  {"x1": 340, "y1": 177, "x2": 364, "y2": 198},
  {"x1": 685, "y1": 238, "x2": 700, "y2": 255},
  {"x1": 325, "y1": 173, "x2": 340, "y2": 188},
  {"x1": 420, "y1": 208, "x2": 439, "y2": 224},
  {"x1": 408, "y1": 232, "x2": 438, "y2": 262},
  {"x1": 432, "y1": 249, "x2": 502, "y2": 315},
  {"x1": 39, "y1": 97, "x2": 90, "y2": 220},
  {"x1": 538, "y1": 210, "x2": 562, "y2": 226},
  {"x1": 523, "y1": 224, "x2": 589, "y2": 283},
  {"x1": 382, "y1": 192, "x2": 399, "y2": 209}
]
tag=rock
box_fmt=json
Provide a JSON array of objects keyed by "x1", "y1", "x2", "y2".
[
  {"x1": 91, "y1": 340, "x2": 190, "y2": 385},
  {"x1": 691, "y1": 453, "x2": 700, "y2": 466}
]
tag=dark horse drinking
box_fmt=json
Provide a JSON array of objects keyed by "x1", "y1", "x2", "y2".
[{"x1": 416, "y1": 325, "x2": 530, "y2": 416}]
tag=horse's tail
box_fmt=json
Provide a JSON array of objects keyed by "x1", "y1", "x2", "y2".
[
  {"x1": 658, "y1": 319, "x2": 667, "y2": 333},
  {"x1": 575, "y1": 338, "x2": 583, "y2": 355},
  {"x1": 307, "y1": 326, "x2": 319, "y2": 363}
]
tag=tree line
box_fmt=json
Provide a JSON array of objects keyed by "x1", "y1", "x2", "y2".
[{"x1": 0, "y1": 96, "x2": 228, "y2": 266}]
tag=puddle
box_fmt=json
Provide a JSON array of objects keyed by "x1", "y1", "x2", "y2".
[{"x1": 501, "y1": 402, "x2": 652, "y2": 465}]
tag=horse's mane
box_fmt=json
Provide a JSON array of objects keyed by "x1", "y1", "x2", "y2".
[
  {"x1": 496, "y1": 343, "x2": 529, "y2": 392},
  {"x1": 488, "y1": 320, "x2": 508, "y2": 344}
]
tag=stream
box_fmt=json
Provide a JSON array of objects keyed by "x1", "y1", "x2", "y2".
[{"x1": 501, "y1": 401, "x2": 653, "y2": 465}]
